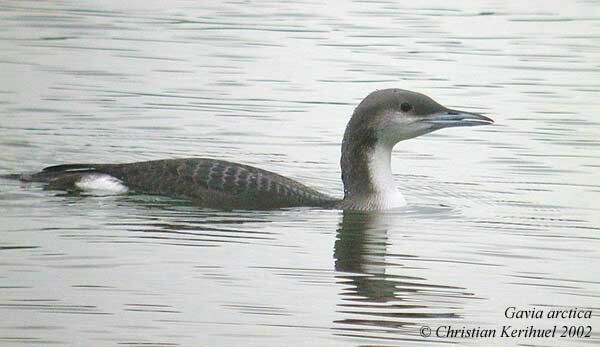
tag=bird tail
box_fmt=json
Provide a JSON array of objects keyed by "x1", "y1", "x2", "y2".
[
  {"x1": 0, "y1": 173, "x2": 23, "y2": 180},
  {"x1": 3, "y1": 164, "x2": 101, "y2": 183},
  {"x1": 41, "y1": 163, "x2": 99, "y2": 173}
]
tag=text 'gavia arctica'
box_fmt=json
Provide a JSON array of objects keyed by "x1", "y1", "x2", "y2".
[{"x1": 9, "y1": 89, "x2": 493, "y2": 211}]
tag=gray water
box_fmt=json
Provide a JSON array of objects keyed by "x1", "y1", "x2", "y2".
[{"x1": 1, "y1": 1, "x2": 599, "y2": 346}]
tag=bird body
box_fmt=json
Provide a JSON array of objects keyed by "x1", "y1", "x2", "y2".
[
  {"x1": 29, "y1": 158, "x2": 336, "y2": 210},
  {"x1": 8, "y1": 89, "x2": 493, "y2": 211}
]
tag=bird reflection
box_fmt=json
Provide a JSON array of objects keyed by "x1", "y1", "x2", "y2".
[
  {"x1": 333, "y1": 210, "x2": 465, "y2": 337},
  {"x1": 334, "y1": 211, "x2": 397, "y2": 301}
]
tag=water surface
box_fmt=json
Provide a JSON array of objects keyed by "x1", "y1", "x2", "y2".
[{"x1": 1, "y1": 1, "x2": 599, "y2": 346}]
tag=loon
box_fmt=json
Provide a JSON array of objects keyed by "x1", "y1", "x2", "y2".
[{"x1": 8, "y1": 89, "x2": 493, "y2": 211}]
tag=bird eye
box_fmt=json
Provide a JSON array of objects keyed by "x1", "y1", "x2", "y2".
[{"x1": 400, "y1": 102, "x2": 412, "y2": 112}]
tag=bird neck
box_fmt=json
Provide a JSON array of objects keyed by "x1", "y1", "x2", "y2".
[{"x1": 340, "y1": 127, "x2": 406, "y2": 210}]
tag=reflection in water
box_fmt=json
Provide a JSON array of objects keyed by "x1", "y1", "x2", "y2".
[
  {"x1": 334, "y1": 211, "x2": 468, "y2": 339},
  {"x1": 110, "y1": 195, "x2": 280, "y2": 246},
  {"x1": 335, "y1": 212, "x2": 397, "y2": 301}
]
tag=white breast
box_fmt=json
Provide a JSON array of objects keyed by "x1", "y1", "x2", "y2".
[{"x1": 367, "y1": 144, "x2": 407, "y2": 210}]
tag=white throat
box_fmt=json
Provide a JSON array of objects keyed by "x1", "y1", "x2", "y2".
[{"x1": 362, "y1": 144, "x2": 407, "y2": 210}]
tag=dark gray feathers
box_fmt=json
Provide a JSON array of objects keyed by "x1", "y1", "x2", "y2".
[{"x1": 27, "y1": 158, "x2": 337, "y2": 210}]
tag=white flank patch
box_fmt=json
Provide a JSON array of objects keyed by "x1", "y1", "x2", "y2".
[{"x1": 75, "y1": 174, "x2": 129, "y2": 195}]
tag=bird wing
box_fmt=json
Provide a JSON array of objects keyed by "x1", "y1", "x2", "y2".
[{"x1": 40, "y1": 158, "x2": 336, "y2": 209}]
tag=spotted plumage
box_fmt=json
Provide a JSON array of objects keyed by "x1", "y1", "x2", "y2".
[{"x1": 26, "y1": 158, "x2": 335, "y2": 210}]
